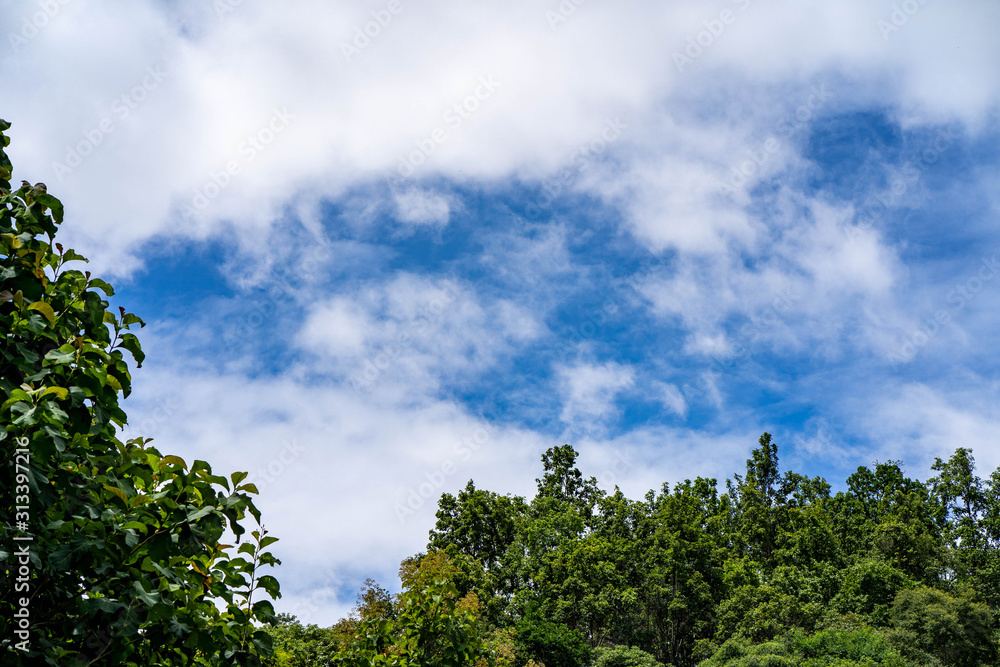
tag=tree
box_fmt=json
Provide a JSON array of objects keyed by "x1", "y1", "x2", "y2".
[
  {"x1": 727, "y1": 433, "x2": 785, "y2": 569},
  {"x1": 930, "y1": 449, "x2": 1000, "y2": 607},
  {"x1": 535, "y1": 444, "x2": 603, "y2": 522},
  {"x1": 264, "y1": 614, "x2": 341, "y2": 667},
  {"x1": 887, "y1": 586, "x2": 998, "y2": 667},
  {"x1": 829, "y1": 460, "x2": 943, "y2": 582},
  {"x1": 0, "y1": 119, "x2": 280, "y2": 666},
  {"x1": 335, "y1": 553, "x2": 491, "y2": 666},
  {"x1": 428, "y1": 481, "x2": 527, "y2": 624}
]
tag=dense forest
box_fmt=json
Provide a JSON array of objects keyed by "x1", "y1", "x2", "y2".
[{"x1": 268, "y1": 435, "x2": 1000, "y2": 666}]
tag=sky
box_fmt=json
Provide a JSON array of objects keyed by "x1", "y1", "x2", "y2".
[{"x1": 2, "y1": 0, "x2": 1000, "y2": 626}]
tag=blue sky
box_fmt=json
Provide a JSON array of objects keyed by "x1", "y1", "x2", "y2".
[{"x1": 3, "y1": 0, "x2": 1000, "y2": 625}]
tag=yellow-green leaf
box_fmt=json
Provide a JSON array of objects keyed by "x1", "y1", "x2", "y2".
[
  {"x1": 40, "y1": 386, "x2": 68, "y2": 400},
  {"x1": 27, "y1": 301, "x2": 56, "y2": 325},
  {"x1": 103, "y1": 485, "x2": 128, "y2": 503},
  {"x1": 160, "y1": 455, "x2": 187, "y2": 469}
]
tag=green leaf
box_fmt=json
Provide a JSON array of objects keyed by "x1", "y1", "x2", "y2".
[
  {"x1": 186, "y1": 506, "x2": 215, "y2": 523},
  {"x1": 89, "y1": 278, "x2": 115, "y2": 295},
  {"x1": 133, "y1": 581, "x2": 161, "y2": 606},
  {"x1": 255, "y1": 575, "x2": 281, "y2": 598},
  {"x1": 34, "y1": 192, "x2": 64, "y2": 222},
  {"x1": 44, "y1": 348, "x2": 76, "y2": 364},
  {"x1": 118, "y1": 332, "x2": 145, "y2": 366},
  {"x1": 62, "y1": 249, "x2": 88, "y2": 263}
]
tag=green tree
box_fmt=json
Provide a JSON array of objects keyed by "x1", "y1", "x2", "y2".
[
  {"x1": 829, "y1": 460, "x2": 943, "y2": 582},
  {"x1": 265, "y1": 614, "x2": 341, "y2": 667},
  {"x1": 886, "y1": 586, "x2": 998, "y2": 667},
  {"x1": 726, "y1": 433, "x2": 784, "y2": 569},
  {"x1": 428, "y1": 481, "x2": 527, "y2": 624},
  {"x1": 930, "y1": 449, "x2": 1000, "y2": 607},
  {"x1": 0, "y1": 119, "x2": 280, "y2": 666},
  {"x1": 536, "y1": 444, "x2": 603, "y2": 522},
  {"x1": 335, "y1": 562, "x2": 490, "y2": 666},
  {"x1": 641, "y1": 479, "x2": 725, "y2": 665}
]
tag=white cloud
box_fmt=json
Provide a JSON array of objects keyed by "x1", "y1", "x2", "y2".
[
  {"x1": 557, "y1": 361, "x2": 635, "y2": 426},
  {"x1": 3, "y1": 0, "x2": 999, "y2": 270},
  {"x1": 658, "y1": 382, "x2": 689, "y2": 418},
  {"x1": 296, "y1": 273, "x2": 540, "y2": 393},
  {"x1": 636, "y1": 193, "x2": 907, "y2": 361},
  {"x1": 573, "y1": 425, "x2": 762, "y2": 498},
  {"x1": 855, "y1": 380, "x2": 1000, "y2": 476},
  {"x1": 392, "y1": 188, "x2": 453, "y2": 226}
]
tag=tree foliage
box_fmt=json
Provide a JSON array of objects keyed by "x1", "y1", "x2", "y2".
[
  {"x1": 330, "y1": 551, "x2": 490, "y2": 666},
  {"x1": 265, "y1": 435, "x2": 1000, "y2": 667},
  {"x1": 0, "y1": 119, "x2": 281, "y2": 666}
]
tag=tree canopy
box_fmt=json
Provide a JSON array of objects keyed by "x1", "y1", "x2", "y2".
[
  {"x1": 0, "y1": 119, "x2": 281, "y2": 666},
  {"x1": 284, "y1": 435, "x2": 1000, "y2": 666}
]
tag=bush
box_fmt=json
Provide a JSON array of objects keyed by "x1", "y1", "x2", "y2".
[
  {"x1": 887, "y1": 586, "x2": 998, "y2": 667},
  {"x1": 515, "y1": 611, "x2": 591, "y2": 667},
  {"x1": 591, "y1": 644, "x2": 663, "y2": 667},
  {"x1": 700, "y1": 628, "x2": 916, "y2": 667}
]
